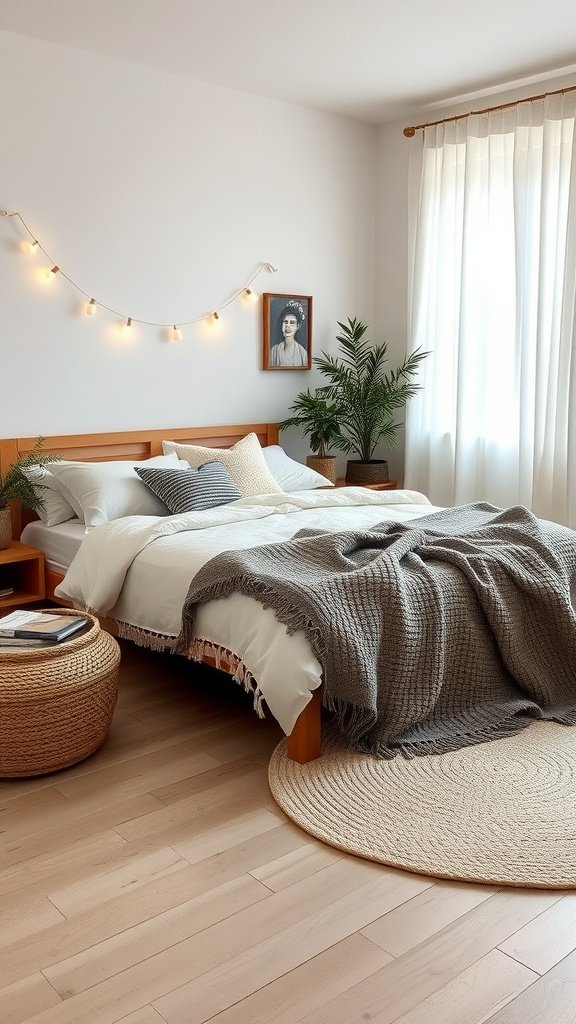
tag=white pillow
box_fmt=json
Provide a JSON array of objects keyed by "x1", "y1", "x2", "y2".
[
  {"x1": 49, "y1": 453, "x2": 187, "y2": 530},
  {"x1": 21, "y1": 465, "x2": 79, "y2": 527},
  {"x1": 262, "y1": 446, "x2": 334, "y2": 490},
  {"x1": 162, "y1": 432, "x2": 283, "y2": 497}
]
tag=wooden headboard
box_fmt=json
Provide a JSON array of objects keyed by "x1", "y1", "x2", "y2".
[{"x1": 0, "y1": 422, "x2": 279, "y2": 539}]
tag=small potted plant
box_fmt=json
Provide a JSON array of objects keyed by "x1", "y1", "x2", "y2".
[
  {"x1": 0, "y1": 437, "x2": 60, "y2": 549},
  {"x1": 315, "y1": 317, "x2": 428, "y2": 484},
  {"x1": 278, "y1": 390, "x2": 342, "y2": 484}
]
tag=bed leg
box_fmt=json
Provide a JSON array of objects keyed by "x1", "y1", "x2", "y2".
[{"x1": 286, "y1": 687, "x2": 322, "y2": 763}]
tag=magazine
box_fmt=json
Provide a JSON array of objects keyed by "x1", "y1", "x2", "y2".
[{"x1": 0, "y1": 610, "x2": 89, "y2": 642}]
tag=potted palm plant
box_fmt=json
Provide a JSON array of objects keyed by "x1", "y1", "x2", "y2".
[
  {"x1": 315, "y1": 317, "x2": 428, "y2": 484},
  {"x1": 0, "y1": 437, "x2": 60, "y2": 548},
  {"x1": 278, "y1": 390, "x2": 342, "y2": 484}
]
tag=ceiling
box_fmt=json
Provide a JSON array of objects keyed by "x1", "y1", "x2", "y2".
[{"x1": 1, "y1": 0, "x2": 575, "y2": 124}]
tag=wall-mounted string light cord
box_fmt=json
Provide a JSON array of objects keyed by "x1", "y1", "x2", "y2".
[{"x1": 0, "y1": 209, "x2": 277, "y2": 337}]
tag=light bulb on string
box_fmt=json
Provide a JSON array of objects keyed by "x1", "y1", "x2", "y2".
[
  {"x1": 120, "y1": 316, "x2": 133, "y2": 338},
  {"x1": 170, "y1": 325, "x2": 182, "y2": 341},
  {"x1": 205, "y1": 310, "x2": 222, "y2": 334},
  {"x1": 85, "y1": 298, "x2": 96, "y2": 316},
  {"x1": 42, "y1": 265, "x2": 60, "y2": 283},
  {"x1": 244, "y1": 287, "x2": 258, "y2": 304},
  {"x1": 20, "y1": 239, "x2": 40, "y2": 256}
]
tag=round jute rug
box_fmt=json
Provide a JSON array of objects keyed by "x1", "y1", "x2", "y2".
[{"x1": 268, "y1": 721, "x2": 576, "y2": 888}]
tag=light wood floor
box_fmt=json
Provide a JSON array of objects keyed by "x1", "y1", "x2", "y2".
[{"x1": 1, "y1": 641, "x2": 576, "y2": 1024}]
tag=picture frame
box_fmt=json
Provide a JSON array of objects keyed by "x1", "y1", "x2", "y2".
[{"x1": 262, "y1": 293, "x2": 313, "y2": 371}]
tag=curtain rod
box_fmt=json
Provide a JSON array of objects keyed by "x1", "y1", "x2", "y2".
[{"x1": 403, "y1": 83, "x2": 576, "y2": 137}]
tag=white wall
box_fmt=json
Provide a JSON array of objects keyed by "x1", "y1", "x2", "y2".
[
  {"x1": 0, "y1": 30, "x2": 376, "y2": 470},
  {"x1": 375, "y1": 71, "x2": 576, "y2": 484}
]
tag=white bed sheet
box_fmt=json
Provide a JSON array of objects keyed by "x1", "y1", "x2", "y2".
[
  {"x1": 55, "y1": 489, "x2": 440, "y2": 735},
  {"x1": 21, "y1": 519, "x2": 85, "y2": 573}
]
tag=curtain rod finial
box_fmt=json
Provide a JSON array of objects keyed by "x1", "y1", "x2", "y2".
[{"x1": 403, "y1": 126, "x2": 416, "y2": 138}]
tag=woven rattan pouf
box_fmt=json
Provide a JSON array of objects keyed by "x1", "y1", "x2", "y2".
[{"x1": 0, "y1": 610, "x2": 120, "y2": 777}]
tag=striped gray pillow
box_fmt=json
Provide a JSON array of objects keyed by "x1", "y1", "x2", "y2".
[{"x1": 135, "y1": 461, "x2": 242, "y2": 514}]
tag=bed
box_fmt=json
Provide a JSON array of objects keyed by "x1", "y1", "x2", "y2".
[
  {"x1": 5, "y1": 424, "x2": 573, "y2": 765},
  {"x1": 0, "y1": 423, "x2": 436, "y2": 763}
]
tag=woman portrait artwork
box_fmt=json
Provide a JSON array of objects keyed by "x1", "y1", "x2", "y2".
[{"x1": 262, "y1": 293, "x2": 312, "y2": 370}]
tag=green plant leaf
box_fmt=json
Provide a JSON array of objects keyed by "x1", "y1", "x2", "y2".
[
  {"x1": 279, "y1": 319, "x2": 428, "y2": 464},
  {"x1": 315, "y1": 319, "x2": 429, "y2": 462},
  {"x1": 278, "y1": 390, "x2": 343, "y2": 458},
  {"x1": 0, "y1": 437, "x2": 62, "y2": 511}
]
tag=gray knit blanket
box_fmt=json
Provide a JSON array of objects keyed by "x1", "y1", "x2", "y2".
[{"x1": 175, "y1": 503, "x2": 576, "y2": 758}]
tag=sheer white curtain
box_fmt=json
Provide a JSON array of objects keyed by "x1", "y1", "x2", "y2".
[{"x1": 405, "y1": 94, "x2": 576, "y2": 527}]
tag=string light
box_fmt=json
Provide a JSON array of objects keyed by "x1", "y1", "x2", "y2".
[
  {"x1": 121, "y1": 316, "x2": 133, "y2": 338},
  {"x1": 21, "y1": 239, "x2": 39, "y2": 255},
  {"x1": 1, "y1": 209, "x2": 277, "y2": 340}
]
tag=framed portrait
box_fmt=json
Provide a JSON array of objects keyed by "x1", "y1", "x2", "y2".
[{"x1": 262, "y1": 293, "x2": 313, "y2": 371}]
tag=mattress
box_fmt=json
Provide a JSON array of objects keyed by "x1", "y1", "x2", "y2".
[
  {"x1": 54, "y1": 489, "x2": 438, "y2": 735},
  {"x1": 20, "y1": 519, "x2": 85, "y2": 573}
]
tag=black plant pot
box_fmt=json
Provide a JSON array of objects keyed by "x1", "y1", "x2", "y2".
[{"x1": 345, "y1": 459, "x2": 389, "y2": 485}]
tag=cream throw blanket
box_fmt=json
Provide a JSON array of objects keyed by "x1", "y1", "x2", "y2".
[{"x1": 176, "y1": 503, "x2": 576, "y2": 758}]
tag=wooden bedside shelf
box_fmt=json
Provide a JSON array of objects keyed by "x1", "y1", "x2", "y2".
[
  {"x1": 0, "y1": 542, "x2": 45, "y2": 613},
  {"x1": 334, "y1": 479, "x2": 398, "y2": 490}
]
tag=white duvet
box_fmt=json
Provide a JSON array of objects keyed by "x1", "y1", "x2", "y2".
[{"x1": 56, "y1": 487, "x2": 436, "y2": 734}]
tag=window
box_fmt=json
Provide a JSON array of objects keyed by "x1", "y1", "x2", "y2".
[{"x1": 405, "y1": 97, "x2": 576, "y2": 527}]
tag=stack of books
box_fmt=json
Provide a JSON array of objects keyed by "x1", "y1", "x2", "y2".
[{"x1": 0, "y1": 610, "x2": 90, "y2": 648}]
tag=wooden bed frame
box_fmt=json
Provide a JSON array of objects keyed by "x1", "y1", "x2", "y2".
[{"x1": 0, "y1": 423, "x2": 322, "y2": 763}]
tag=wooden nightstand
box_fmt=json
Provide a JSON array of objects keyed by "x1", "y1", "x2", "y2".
[
  {"x1": 0, "y1": 542, "x2": 45, "y2": 614},
  {"x1": 334, "y1": 478, "x2": 398, "y2": 490}
]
